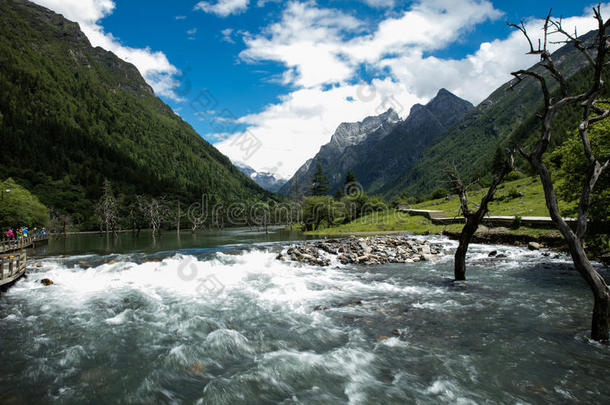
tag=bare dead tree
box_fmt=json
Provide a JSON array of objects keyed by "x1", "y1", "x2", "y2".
[
  {"x1": 187, "y1": 195, "x2": 208, "y2": 233},
  {"x1": 49, "y1": 209, "x2": 73, "y2": 237},
  {"x1": 447, "y1": 151, "x2": 514, "y2": 281},
  {"x1": 171, "y1": 200, "x2": 182, "y2": 234},
  {"x1": 508, "y1": 6, "x2": 610, "y2": 341},
  {"x1": 95, "y1": 179, "x2": 118, "y2": 236},
  {"x1": 136, "y1": 195, "x2": 169, "y2": 237}
]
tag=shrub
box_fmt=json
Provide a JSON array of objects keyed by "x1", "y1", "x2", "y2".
[
  {"x1": 430, "y1": 187, "x2": 448, "y2": 200},
  {"x1": 506, "y1": 188, "x2": 523, "y2": 199},
  {"x1": 504, "y1": 171, "x2": 527, "y2": 181},
  {"x1": 511, "y1": 215, "x2": 522, "y2": 229}
]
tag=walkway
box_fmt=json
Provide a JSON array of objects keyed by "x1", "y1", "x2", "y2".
[
  {"x1": 399, "y1": 208, "x2": 576, "y2": 228},
  {"x1": 0, "y1": 235, "x2": 49, "y2": 254},
  {"x1": 0, "y1": 251, "x2": 27, "y2": 288}
]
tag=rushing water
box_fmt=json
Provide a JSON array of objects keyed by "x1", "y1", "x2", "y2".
[{"x1": 1, "y1": 230, "x2": 609, "y2": 404}]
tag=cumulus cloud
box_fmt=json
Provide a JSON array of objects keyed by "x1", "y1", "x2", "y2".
[
  {"x1": 240, "y1": 1, "x2": 363, "y2": 87},
  {"x1": 195, "y1": 0, "x2": 249, "y2": 17},
  {"x1": 31, "y1": 0, "x2": 181, "y2": 100},
  {"x1": 217, "y1": 1, "x2": 609, "y2": 178}
]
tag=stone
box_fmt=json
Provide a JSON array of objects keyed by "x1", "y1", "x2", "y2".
[
  {"x1": 392, "y1": 329, "x2": 400, "y2": 336},
  {"x1": 488, "y1": 250, "x2": 498, "y2": 257},
  {"x1": 35, "y1": 262, "x2": 43, "y2": 268},
  {"x1": 528, "y1": 242, "x2": 542, "y2": 250},
  {"x1": 496, "y1": 253, "x2": 507, "y2": 258},
  {"x1": 186, "y1": 362, "x2": 206, "y2": 376},
  {"x1": 40, "y1": 278, "x2": 54, "y2": 286},
  {"x1": 477, "y1": 225, "x2": 490, "y2": 233},
  {"x1": 421, "y1": 254, "x2": 440, "y2": 262}
]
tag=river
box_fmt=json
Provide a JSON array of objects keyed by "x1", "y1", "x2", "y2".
[{"x1": 1, "y1": 228, "x2": 608, "y2": 404}]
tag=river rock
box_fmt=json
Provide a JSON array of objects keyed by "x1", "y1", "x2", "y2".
[
  {"x1": 488, "y1": 250, "x2": 498, "y2": 257},
  {"x1": 40, "y1": 278, "x2": 54, "y2": 286},
  {"x1": 528, "y1": 242, "x2": 542, "y2": 250}
]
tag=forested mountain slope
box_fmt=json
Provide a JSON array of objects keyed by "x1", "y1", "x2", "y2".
[{"x1": 0, "y1": 0, "x2": 269, "y2": 228}]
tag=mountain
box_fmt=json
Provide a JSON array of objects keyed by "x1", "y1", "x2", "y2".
[
  {"x1": 349, "y1": 89, "x2": 473, "y2": 195},
  {"x1": 0, "y1": 0, "x2": 270, "y2": 229},
  {"x1": 380, "y1": 30, "x2": 598, "y2": 198},
  {"x1": 235, "y1": 162, "x2": 287, "y2": 192},
  {"x1": 279, "y1": 89, "x2": 473, "y2": 197},
  {"x1": 279, "y1": 108, "x2": 401, "y2": 197}
]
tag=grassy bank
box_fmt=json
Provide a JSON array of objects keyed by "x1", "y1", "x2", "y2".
[
  {"x1": 412, "y1": 176, "x2": 568, "y2": 218},
  {"x1": 304, "y1": 176, "x2": 564, "y2": 241}
]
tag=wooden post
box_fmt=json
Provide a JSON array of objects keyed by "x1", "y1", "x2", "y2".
[{"x1": 8, "y1": 258, "x2": 14, "y2": 277}]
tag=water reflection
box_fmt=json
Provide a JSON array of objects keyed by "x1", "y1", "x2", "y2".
[{"x1": 30, "y1": 227, "x2": 312, "y2": 258}]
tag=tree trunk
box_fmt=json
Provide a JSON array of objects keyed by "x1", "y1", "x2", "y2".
[
  {"x1": 454, "y1": 216, "x2": 478, "y2": 281},
  {"x1": 535, "y1": 158, "x2": 610, "y2": 341},
  {"x1": 565, "y1": 233, "x2": 610, "y2": 341},
  {"x1": 177, "y1": 203, "x2": 181, "y2": 234}
]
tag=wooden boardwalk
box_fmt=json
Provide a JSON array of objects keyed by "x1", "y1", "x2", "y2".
[
  {"x1": 0, "y1": 251, "x2": 27, "y2": 288},
  {"x1": 0, "y1": 235, "x2": 48, "y2": 254},
  {"x1": 399, "y1": 208, "x2": 577, "y2": 228}
]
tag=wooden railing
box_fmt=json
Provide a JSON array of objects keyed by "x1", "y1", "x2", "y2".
[
  {"x1": 0, "y1": 251, "x2": 27, "y2": 287},
  {"x1": 0, "y1": 234, "x2": 48, "y2": 254}
]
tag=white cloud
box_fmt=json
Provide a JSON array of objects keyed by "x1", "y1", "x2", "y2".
[
  {"x1": 221, "y1": 28, "x2": 236, "y2": 43},
  {"x1": 187, "y1": 28, "x2": 198, "y2": 35},
  {"x1": 217, "y1": 1, "x2": 610, "y2": 178},
  {"x1": 31, "y1": 0, "x2": 181, "y2": 100},
  {"x1": 195, "y1": 0, "x2": 249, "y2": 17},
  {"x1": 240, "y1": 1, "x2": 363, "y2": 87}
]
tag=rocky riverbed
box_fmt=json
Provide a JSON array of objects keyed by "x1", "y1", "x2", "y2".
[{"x1": 276, "y1": 235, "x2": 445, "y2": 266}]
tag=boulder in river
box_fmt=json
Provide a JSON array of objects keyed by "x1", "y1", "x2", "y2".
[
  {"x1": 40, "y1": 278, "x2": 54, "y2": 286},
  {"x1": 528, "y1": 242, "x2": 542, "y2": 250}
]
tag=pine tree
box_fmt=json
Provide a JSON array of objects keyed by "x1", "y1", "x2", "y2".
[
  {"x1": 310, "y1": 161, "x2": 330, "y2": 196},
  {"x1": 334, "y1": 187, "x2": 344, "y2": 200},
  {"x1": 344, "y1": 170, "x2": 357, "y2": 185},
  {"x1": 490, "y1": 147, "x2": 506, "y2": 175}
]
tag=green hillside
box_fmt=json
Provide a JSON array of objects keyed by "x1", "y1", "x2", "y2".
[
  {"x1": 305, "y1": 176, "x2": 565, "y2": 238},
  {"x1": 0, "y1": 0, "x2": 270, "y2": 229}
]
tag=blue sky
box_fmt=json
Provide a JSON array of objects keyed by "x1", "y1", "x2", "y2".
[{"x1": 32, "y1": 0, "x2": 608, "y2": 178}]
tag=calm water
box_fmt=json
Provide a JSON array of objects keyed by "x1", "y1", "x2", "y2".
[
  {"x1": 1, "y1": 230, "x2": 609, "y2": 404},
  {"x1": 30, "y1": 227, "x2": 312, "y2": 258}
]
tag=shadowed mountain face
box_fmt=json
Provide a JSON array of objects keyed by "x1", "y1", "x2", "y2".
[
  {"x1": 0, "y1": 0, "x2": 269, "y2": 227},
  {"x1": 279, "y1": 89, "x2": 473, "y2": 197}
]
